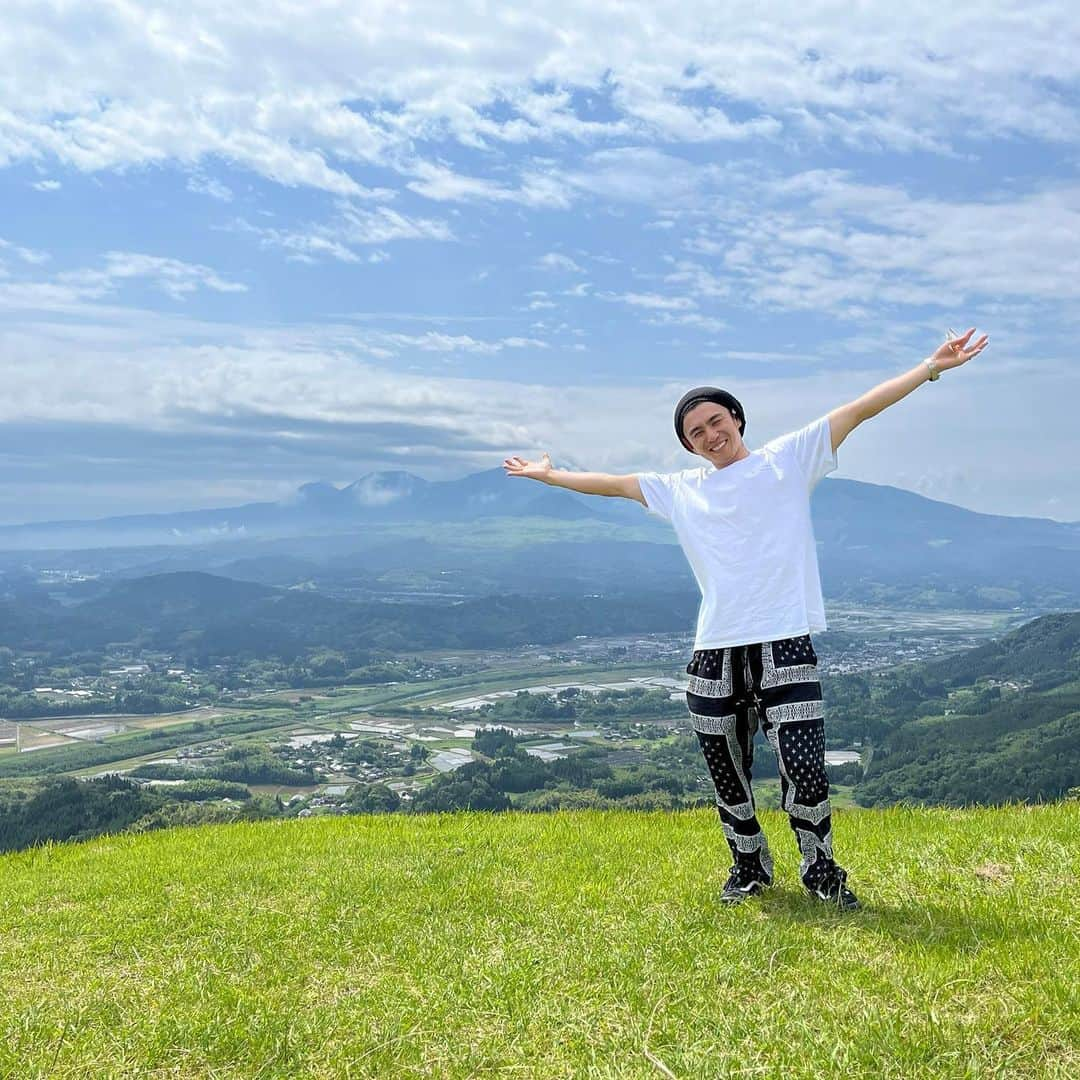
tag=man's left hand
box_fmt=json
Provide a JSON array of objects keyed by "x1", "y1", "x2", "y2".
[{"x1": 931, "y1": 327, "x2": 989, "y2": 372}]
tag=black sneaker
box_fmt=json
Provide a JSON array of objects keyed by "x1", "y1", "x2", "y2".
[
  {"x1": 720, "y1": 864, "x2": 773, "y2": 905},
  {"x1": 806, "y1": 865, "x2": 860, "y2": 910}
]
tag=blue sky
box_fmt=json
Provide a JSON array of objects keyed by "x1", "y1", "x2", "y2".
[{"x1": 2, "y1": 2, "x2": 1079, "y2": 524}]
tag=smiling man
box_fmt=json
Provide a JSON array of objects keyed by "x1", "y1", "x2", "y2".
[{"x1": 504, "y1": 328, "x2": 989, "y2": 909}]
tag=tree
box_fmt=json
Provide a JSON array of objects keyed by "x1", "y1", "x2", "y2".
[{"x1": 346, "y1": 783, "x2": 401, "y2": 814}]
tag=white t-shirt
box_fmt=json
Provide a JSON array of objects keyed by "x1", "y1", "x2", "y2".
[{"x1": 636, "y1": 415, "x2": 836, "y2": 650}]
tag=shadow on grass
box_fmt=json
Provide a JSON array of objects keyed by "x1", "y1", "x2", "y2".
[{"x1": 751, "y1": 886, "x2": 1046, "y2": 953}]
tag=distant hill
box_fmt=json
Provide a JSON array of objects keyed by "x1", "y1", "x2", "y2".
[
  {"x1": 919, "y1": 610, "x2": 1080, "y2": 687},
  {"x1": 99, "y1": 570, "x2": 277, "y2": 617},
  {"x1": 841, "y1": 612, "x2": 1080, "y2": 806},
  {"x1": 0, "y1": 570, "x2": 697, "y2": 660},
  {"x1": 812, "y1": 480, "x2": 1080, "y2": 607}
]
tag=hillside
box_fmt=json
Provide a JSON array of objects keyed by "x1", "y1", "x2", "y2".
[
  {"x1": 1, "y1": 806, "x2": 1076, "y2": 1078},
  {"x1": 840, "y1": 613, "x2": 1080, "y2": 806},
  {"x1": 920, "y1": 610, "x2": 1080, "y2": 686},
  {"x1": 0, "y1": 571, "x2": 696, "y2": 659}
]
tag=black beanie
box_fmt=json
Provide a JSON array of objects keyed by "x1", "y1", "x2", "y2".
[{"x1": 674, "y1": 386, "x2": 746, "y2": 451}]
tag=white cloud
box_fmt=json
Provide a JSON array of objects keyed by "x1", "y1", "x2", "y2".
[
  {"x1": 31, "y1": 179, "x2": 61, "y2": 191},
  {"x1": 405, "y1": 161, "x2": 571, "y2": 208},
  {"x1": 405, "y1": 163, "x2": 522, "y2": 203},
  {"x1": 0, "y1": 237, "x2": 49, "y2": 265},
  {"x1": 609, "y1": 75, "x2": 782, "y2": 143},
  {"x1": 384, "y1": 332, "x2": 548, "y2": 354},
  {"x1": 350, "y1": 474, "x2": 413, "y2": 507},
  {"x1": 339, "y1": 205, "x2": 455, "y2": 245},
  {"x1": 187, "y1": 174, "x2": 233, "y2": 202},
  {"x1": 93, "y1": 253, "x2": 248, "y2": 299},
  {"x1": 535, "y1": 252, "x2": 585, "y2": 273},
  {"x1": 5, "y1": 3, "x2": 1076, "y2": 197},
  {"x1": 0, "y1": 250, "x2": 246, "y2": 309},
  {"x1": 663, "y1": 259, "x2": 729, "y2": 300},
  {"x1": 590, "y1": 286, "x2": 731, "y2": 332},
  {"x1": 721, "y1": 350, "x2": 809, "y2": 365},
  {"x1": 646, "y1": 310, "x2": 728, "y2": 333},
  {"x1": 0, "y1": 291, "x2": 1076, "y2": 519},
  {"x1": 231, "y1": 205, "x2": 455, "y2": 263},
  {"x1": 566, "y1": 147, "x2": 719, "y2": 204},
  {"x1": 602, "y1": 291, "x2": 697, "y2": 311},
  {"x1": 676, "y1": 171, "x2": 1080, "y2": 317}
]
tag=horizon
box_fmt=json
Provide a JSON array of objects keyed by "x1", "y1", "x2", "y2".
[{"x1": 1, "y1": 468, "x2": 1077, "y2": 535}]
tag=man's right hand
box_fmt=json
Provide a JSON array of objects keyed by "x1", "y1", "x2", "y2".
[
  {"x1": 502, "y1": 458, "x2": 646, "y2": 504},
  {"x1": 503, "y1": 453, "x2": 553, "y2": 481}
]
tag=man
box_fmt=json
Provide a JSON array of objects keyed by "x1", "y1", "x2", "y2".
[{"x1": 504, "y1": 328, "x2": 989, "y2": 909}]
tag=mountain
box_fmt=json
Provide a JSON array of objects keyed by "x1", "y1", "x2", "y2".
[
  {"x1": 3, "y1": 471, "x2": 1079, "y2": 609},
  {"x1": 7, "y1": 467, "x2": 1075, "y2": 551},
  {"x1": 0, "y1": 467, "x2": 617, "y2": 549},
  {"x1": 812, "y1": 481, "x2": 1080, "y2": 602}
]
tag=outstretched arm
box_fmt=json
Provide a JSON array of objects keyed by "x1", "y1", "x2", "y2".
[
  {"x1": 828, "y1": 327, "x2": 989, "y2": 453},
  {"x1": 503, "y1": 453, "x2": 646, "y2": 504}
]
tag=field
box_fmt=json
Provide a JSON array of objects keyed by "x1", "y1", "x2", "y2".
[
  {"x1": 0, "y1": 660, "x2": 691, "y2": 789},
  {"x1": 1, "y1": 803, "x2": 1076, "y2": 1078}
]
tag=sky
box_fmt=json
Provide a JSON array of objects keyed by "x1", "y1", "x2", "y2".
[{"x1": 2, "y1": 1, "x2": 1079, "y2": 526}]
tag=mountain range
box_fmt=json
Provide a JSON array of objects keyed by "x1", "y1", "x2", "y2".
[
  {"x1": 0, "y1": 469, "x2": 608, "y2": 549},
  {"x1": 2, "y1": 469, "x2": 1079, "y2": 610},
  {"x1": 3, "y1": 467, "x2": 1076, "y2": 548}
]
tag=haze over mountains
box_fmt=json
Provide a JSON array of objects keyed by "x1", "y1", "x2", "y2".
[
  {"x1": 3, "y1": 468, "x2": 1078, "y2": 548},
  {"x1": 2, "y1": 469, "x2": 1079, "y2": 610},
  {"x1": 0, "y1": 469, "x2": 605, "y2": 549}
]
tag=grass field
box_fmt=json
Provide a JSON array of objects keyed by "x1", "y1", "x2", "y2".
[{"x1": 1, "y1": 803, "x2": 1077, "y2": 1078}]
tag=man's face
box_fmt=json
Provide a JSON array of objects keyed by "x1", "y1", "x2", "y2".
[{"x1": 682, "y1": 401, "x2": 746, "y2": 467}]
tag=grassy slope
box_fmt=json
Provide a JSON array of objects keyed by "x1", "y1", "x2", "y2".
[{"x1": 1, "y1": 805, "x2": 1077, "y2": 1079}]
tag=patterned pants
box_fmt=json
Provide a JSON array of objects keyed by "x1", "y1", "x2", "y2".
[{"x1": 685, "y1": 634, "x2": 843, "y2": 890}]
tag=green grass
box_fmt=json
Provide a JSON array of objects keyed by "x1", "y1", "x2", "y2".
[
  {"x1": 1, "y1": 804, "x2": 1077, "y2": 1078},
  {"x1": 751, "y1": 778, "x2": 860, "y2": 809}
]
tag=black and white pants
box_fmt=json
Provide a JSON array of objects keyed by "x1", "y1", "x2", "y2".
[{"x1": 685, "y1": 634, "x2": 842, "y2": 890}]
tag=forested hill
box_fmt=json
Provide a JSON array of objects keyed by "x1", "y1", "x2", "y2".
[
  {"x1": 836, "y1": 612, "x2": 1080, "y2": 807},
  {"x1": 919, "y1": 610, "x2": 1080, "y2": 688},
  {"x1": 0, "y1": 570, "x2": 697, "y2": 660}
]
